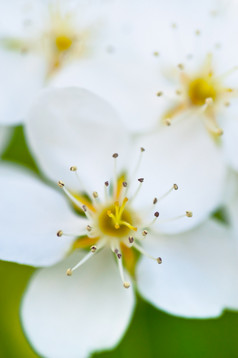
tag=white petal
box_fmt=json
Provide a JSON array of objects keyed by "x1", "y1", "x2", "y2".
[
  {"x1": 0, "y1": 50, "x2": 46, "y2": 125},
  {"x1": 0, "y1": 126, "x2": 12, "y2": 155},
  {"x1": 137, "y1": 219, "x2": 238, "y2": 318},
  {"x1": 134, "y1": 116, "x2": 227, "y2": 233},
  {"x1": 0, "y1": 163, "x2": 86, "y2": 266},
  {"x1": 222, "y1": 115, "x2": 238, "y2": 172},
  {"x1": 25, "y1": 87, "x2": 131, "y2": 193},
  {"x1": 21, "y1": 249, "x2": 135, "y2": 358}
]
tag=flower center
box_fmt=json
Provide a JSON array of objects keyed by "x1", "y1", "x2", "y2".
[
  {"x1": 55, "y1": 35, "x2": 73, "y2": 52},
  {"x1": 98, "y1": 198, "x2": 137, "y2": 237},
  {"x1": 188, "y1": 77, "x2": 217, "y2": 106}
]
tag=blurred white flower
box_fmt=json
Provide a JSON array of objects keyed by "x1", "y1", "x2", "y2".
[
  {"x1": 0, "y1": 0, "x2": 132, "y2": 126},
  {"x1": 0, "y1": 88, "x2": 238, "y2": 358}
]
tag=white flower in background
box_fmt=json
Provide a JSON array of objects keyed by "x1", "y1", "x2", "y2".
[
  {"x1": 0, "y1": 88, "x2": 237, "y2": 357},
  {"x1": 0, "y1": 0, "x2": 133, "y2": 125}
]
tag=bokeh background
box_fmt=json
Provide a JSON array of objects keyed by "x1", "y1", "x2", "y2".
[{"x1": 1, "y1": 126, "x2": 237, "y2": 358}]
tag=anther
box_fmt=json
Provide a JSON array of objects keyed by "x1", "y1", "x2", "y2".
[
  {"x1": 105, "y1": 181, "x2": 109, "y2": 187},
  {"x1": 140, "y1": 147, "x2": 145, "y2": 152},
  {"x1": 66, "y1": 268, "x2": 72, "y2": 276},
  {"x1": 186, "y1": 211, "x2": 193, "y2": 217},
  {"x1": 114, "y1": 249, "x2": 119, "y2": 254},
  {"x1": 112, "y1": 153, "x2": 118, "y2": 158},
  {"x1": 58, "y1": 180, "x2": 64, "y2": 188},
  {"x1": 123, "y1": 282, "x2": 130, "y2": 289},
  {"x1": 93, "y1": 191, "x2": 98, "y2": 198},
  {"x1": 57, "y1": 230, "x2": 63, "y2": 237},
  {"x1": 138, "y1": 178, "x2": 144, "y2": 183},
  {"x1": 173, "y1": 184, "x2": 178, "y2": 190},
  {"x1": 164, "y1": 118, "x2": 172, "y2": 126},
  {"x1": 142, "y1": 230, "x2": 148, "y2": 237},
  {"x1": 70, "y1": 166, "x2": 77, "y2": 171},
  {"x1": 157, "y1": 91, "x2": 163, "y2": 97},
  {"x1": 123, "y1": 181, "x2": 128, "y2": 187},
  {"x1": 86, "y1": 225, "x2": 92, "y2": 232},
  {"x1": 157, "y1": 257, "x2": 162, "y2": 264},
  {"x1": 178, "y1": 63, "x2": 184, "y2": 70},
  {"x1": 117, "y1": 253, "x2": 122, "y2": 259},
  {"x1": 153, "y1": 197, "x2": 158, "y2": 205},
  {"x1": 82, "y1": 205, "x2": 87, "y2": 212},
  {"x1": 154, "y1": 211, "x2": 159, "y2": 218},
  {"x1": 128, "y1": 236, "x2": 134, "y2": 244},
  {"x1": 90, "y1": 245, "x2": 97, "y2": 253}
]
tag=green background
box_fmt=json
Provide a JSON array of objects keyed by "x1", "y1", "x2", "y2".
[{"x1": 1, "y1": 127, "x2": 237, "y2": 358}]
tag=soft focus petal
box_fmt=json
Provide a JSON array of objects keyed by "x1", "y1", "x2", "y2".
[
  {"x1": 0, "y1": 50, "x2": 46, "y2": 125},
  {"x1": 0, "y1": 163, "x2": 86, "y2": 266},
  {"x1": 222, "y1": 115, "x2": 238, "y2": 172},
  {"x1": 134, "y1": 116, "x2": 227, "y2": 233},
  {"x1": 21, "y1": 249, "x2": 135, "y2": 358},
  {"x1": 25, "y1": 87, "x2": 131, "y2": 193},
  {"x1": 137, "y1": 219, "x2": 238, "y2": 318},
  {"x1": 0, "y1": 126, "x2": 12, "y2": 155}
]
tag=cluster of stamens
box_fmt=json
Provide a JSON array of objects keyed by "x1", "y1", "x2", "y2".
[
  {"x1": 153, "y1": 24, "x2": 238, "y2": 137},
  {"x1": 56, "y1": 148, "x2": 192, "y2": 289}
]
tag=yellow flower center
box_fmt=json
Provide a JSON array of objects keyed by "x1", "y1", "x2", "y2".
[
  {"x1": 98, "y1": 198, "x2": 137, "y2": 237},
  {"x1": 55, "y1": 35, "x2": 73, "y2": 52},
  {"x1": 188, "y1": 77, "x2": 217, "y2": 106}
]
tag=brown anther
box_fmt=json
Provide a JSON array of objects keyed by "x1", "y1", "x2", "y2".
[
  {"x1": 117, "y1": 253, "x2": 122, "y2": 259},
  {"x1": 178, "y1": 63, "x2": 184, "y2": 70},
  {"x1": 112, "y1": 153, "x2": 118, "y2": 158},
  {"x1": 142, "y1": 230, "x2": 148, "y2": 237},
  {"x1": 93, "y1": 191, "x2": 98, "y2": 198},
  {"x1": 66, "y1": 268, "x2": 72, "y2": 276},
  {"x1": 114, "y1": 249, "x2": 119, "y2": 254},
  {"x1": 123, "y1": 181, "x2": 128, "y2": 187},
  {"x1": 128, "y1": 236, "x2": 134, "y2": 244},
  {"x1": 154, "y1": 211, "x2": 159, "y2": 218},
  {"x1": 186, "y1": 211, "x2": 193, "y2": 218},
  {"x1": 173, "y1": 184, "x2": 178, "y2": 190},
  {"x1": 153, "y1": 197, "x2": 158, "y2": 205},
  {"x1": 105, "y1": 181, "x2": 109, "y2": 187},
  {"x1": 82, "y1": 205, "x2": 87, "y2": 212},
  {"x1": 164, "y1": 118, "x2": 171, "y2": 126},
  {"x1": 57, "y1": 230, "x2": 63, "y2": 237},
  {"x1": 70, "y1": 166, "x2": 77, "y2": 171},
  {"x1": 123, "y1": 282, "x2": 130, "y2": 289},
  {"x1": 156, "y1": 91, "x2": 163, "y2": 97},
  {"x1": 140, "y1": 147, "x2": 145, "y2": 152},
  {"x1": 157, "y1": 257, "x2": 162, "y2": 264},
  {"x1": 86, "y1": 225, "x2": 92, "y2": 232},
  {"x1": 90, "y1": 245, "x2": 97, "y2": 253},
  {"x1": 58, "y1": 180, "x2": 64, "y2": 188},
  {"x1": 138, "y1": 178, "x2": 144, "y2": 183}
]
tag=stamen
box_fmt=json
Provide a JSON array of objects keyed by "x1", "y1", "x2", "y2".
[
  {"x1": 104, "y1": 180, "x2": 109, "y2": 201},
  {"x1": 157, "y1": 184, "x2": 178, "y2": 202},
  {"x1": 133, "y1": 242, "x2": 162, "y2": 264},
  {"x1": 69, "y1": 166, "x2": 87, "y2": 192},
  {"x1": 112, "y1": 153, "x2": 118, "y2": 195},
  {"x1": 157, "y1": 211, "x2": 193, "y2": 224},
  {"x1": 59, "y1": 182, "x2": 93, "y2": 219},
  {"x1": 90, "y1": 245, "x2": 97, "y2": 253},
  {"x1": 66, "y1": 251, "x2": 94, "y2": 275},
  {"x1": 115, "y1": 250, "x2": 130, "y2": 289},
  {"x1": 128, "y1": 236, "x2": 134, "y2": 244},
  {"x1": 129, "y1": 147, "x2": 146, "y2": 183},
  {"x1": 56, "y1": 230, "x2": 87, "y2": 238},
  {"x1": 130, "y1": 178, "x2": 144, "y2": 203}
]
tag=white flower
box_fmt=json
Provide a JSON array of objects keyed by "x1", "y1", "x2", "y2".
[
  {"x1": 50, "y1": 0, "x2": 234, "y2": 225},
  {"x1": 0, "y1": 0, "x2": 132, "y2": 125},
  {"x1": 1, "y1": 88, "x2": 237, "y2": 357}
]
